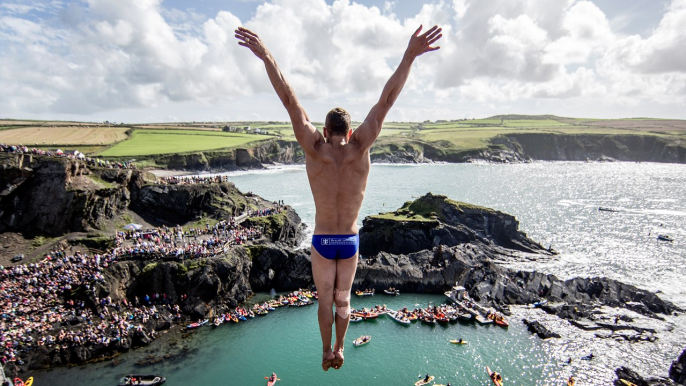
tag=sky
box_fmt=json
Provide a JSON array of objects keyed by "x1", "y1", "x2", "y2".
[{"x1": 0, "y1": 0, "x2": 684, "y2": 123}]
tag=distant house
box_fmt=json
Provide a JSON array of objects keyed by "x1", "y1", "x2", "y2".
[
  {"x1": 222, "y1": 125, "x2": 240, "y2": 133},
  {"x1": 243, "y1": 126, "x2": 251, "y2": 132}
]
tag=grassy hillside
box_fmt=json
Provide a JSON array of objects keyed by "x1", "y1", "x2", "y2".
[
  {"x1": 1, "y1": 116, "x2": 684, "y2": 161},
  {"x1": 98, "y1": 129, "x2": 269, "y2": 156}
]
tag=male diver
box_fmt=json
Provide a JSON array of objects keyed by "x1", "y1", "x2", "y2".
[{"x1": 235, "y1": 24, "x2": 442, "y2": 371}]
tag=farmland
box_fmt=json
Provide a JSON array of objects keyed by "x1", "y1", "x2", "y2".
[
  {"x1": 98, "y1": 129, "x2": 270, "y2": 157},
  {"x1": 0, "y1": 116, "x2": 683, "y2": 162},
  {"x1": 0, "y1": 125, "x2": 129, "y2": 145}
]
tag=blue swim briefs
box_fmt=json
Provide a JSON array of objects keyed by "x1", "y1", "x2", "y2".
[{"x1": 311, "y1": 234, "x2": 359, "y2": 260}]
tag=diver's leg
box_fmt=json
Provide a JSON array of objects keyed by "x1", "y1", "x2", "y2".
[
  {"x1": 332, "y1": 252, "x2": 358, "y2": 370},
  {"x1": 311, "y1": 246, "x2": 337, "y2": 371}
]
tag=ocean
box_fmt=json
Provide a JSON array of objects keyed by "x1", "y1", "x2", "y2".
[{"x1": 34, "y1": 162, "x2": 686, "y2": 385}]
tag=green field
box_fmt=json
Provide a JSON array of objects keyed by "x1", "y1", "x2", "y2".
[
  {"x1": 98, "y1": 129, "x2": 269, "y2": 156},
  {"x1": 3, "y1": 116, "x2": 683, "y2": 160}
]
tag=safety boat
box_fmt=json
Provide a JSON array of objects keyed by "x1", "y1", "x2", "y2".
[
  {"x1": 352, "y1": 335, "x2": 371, "y2": 346},
  {"x1": 117, "y1": 374, "x2": 166, "y2": 386}
]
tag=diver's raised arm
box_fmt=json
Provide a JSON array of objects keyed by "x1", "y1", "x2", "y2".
[
  {"x1": 351, "y1": 25, "x2": 442, "y2": 150},
  {"x1": 235, "y1": 27, "x2": 321, "y2": 154}
]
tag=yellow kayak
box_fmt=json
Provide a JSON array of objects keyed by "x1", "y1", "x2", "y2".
[
  {"x1": 25, "y1": 378, "x2": 34, "y2": 386},
  {"x1": 415, "y1": 375, "x2": 434, "y2": 386},
  {"x1": 620, "y1": 380, "x2": 638, "y2": 386},
  {"x1": 449, "y1": 339, "x2": 468, "y2": 344},
  {"x1": 567, "y1": 376, "x2": 575, "y2": 386}
]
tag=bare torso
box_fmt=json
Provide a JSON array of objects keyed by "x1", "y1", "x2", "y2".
[{"x1": 306, "y1": 133, "x2": 370, "y2": 235}]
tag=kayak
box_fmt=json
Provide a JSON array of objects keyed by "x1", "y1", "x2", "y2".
[
  {"x1": 266, "y1": 372, "x2": 278, "y2": 386},
  {"x1": 486, "y1": 366, "x2": 503, "y2": 386},
  {"x1": 414, "y1": 375, "x2": 434, "y2": 386},
  {"x1": 619, "y1": 380, "x2": 638, "y2": 386},
  {"x1": 449, "y1": 339, "x2": 468, "y2": 344},
  {"x1": 25, "y1": 378, "x2": 34, "y2": 386},
  {"x1": 567, "y1": 376, "x2": 576, "y2": 386},
  {"x1": 186, "y1": 319, "x2": 208, "y2": 329},
  {"x1": 353, "y1": 335, "x2": 371, "y2": 346}
]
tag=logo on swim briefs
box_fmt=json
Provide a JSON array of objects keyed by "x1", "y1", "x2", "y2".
[{"x1": 321, "y1": 237, "x2": 356, "y2": 246}]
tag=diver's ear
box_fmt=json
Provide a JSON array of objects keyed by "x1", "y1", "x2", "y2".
[
  {"x1": 347, "y1": 128, "x2": 352, "y2": 141},
  {"x1": 323, "y1": 127, "x2": 329, "y2": 142}
]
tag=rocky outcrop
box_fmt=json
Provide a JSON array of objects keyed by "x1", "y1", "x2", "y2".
[
  {"x1": 130, "y1": 182, "x2": 251, "y2": 225},
  {"x1": 248, "y1": 244, "x2": 312, "y2": 292},
  {"x1": 0, "y1": 155, "x2": 276, "y2": 238},
  {"x1": 360, "y1": 193, "x2": 552, "y2": 256},
  {"x1": 242, "y1": 208, "x2": 306, "y2": 247},
  {"x1": 523, "y1": 319, "x2": 561, "y2": 339},
  {"x1": 356, "y1": 194, "x2": 679, "y2": 321},
  {"x1": 0, "y1": 154, "x2": 153, "y2": 236}
]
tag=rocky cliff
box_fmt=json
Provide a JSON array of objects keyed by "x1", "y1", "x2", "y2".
[
  {"x1": 0, "y1": 154, "x2": 276, "y2": 239},
  {"x1": 360, "y1": 193, "x2": 550, "y2": 256},
  {"x1": 0, "y1": 154, "x2": 155, "y2": 237},
  {"x1": 91, "y1": 243, "x2": 311, "y2": 320},
  {"x1": 357, "y1": 194, "x2": 679, "y2": 319},
  {"x1": 490, "y1": 133, "x2": 686, "y2": 163},
  {"x1": 132, "y1": 140, "x2": 306, "y2": 171},
  {"x1": 369, "y1": 133, "x2": 686, "y2": 165}
]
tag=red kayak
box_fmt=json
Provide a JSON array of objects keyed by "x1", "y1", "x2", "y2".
[{"x1": 266, "y1": 372, "x2": 278, "y2": 386}]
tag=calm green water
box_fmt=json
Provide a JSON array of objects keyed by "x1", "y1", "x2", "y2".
[
  {"x1": 36, "y1": 295, "x2": 556, "y2": 385},
  {"x1": 33, "y1": 162, "x2": 686, "y2": 385}
]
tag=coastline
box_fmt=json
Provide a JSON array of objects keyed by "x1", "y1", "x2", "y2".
[{"x1": 2, "y1": 155, "x2": 684, "y2": 384}]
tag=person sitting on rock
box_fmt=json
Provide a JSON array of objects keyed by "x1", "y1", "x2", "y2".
[{"x1": 235, "y1": 23, "x2": 442, "y2": 372}]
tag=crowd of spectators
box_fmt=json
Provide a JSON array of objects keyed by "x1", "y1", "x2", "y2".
[
  {"x1": 1, "y1": 143, "x2": 135, "y2": 169},
  {"x1": 158, "y1": 175, "x2": 229, "y2": 185},
  {"x1": 0, "y1": 189, "x2": 288, "y2": 367},
  {"x1": 112, "y1": 219, "x2": 263, "y2": 261}
]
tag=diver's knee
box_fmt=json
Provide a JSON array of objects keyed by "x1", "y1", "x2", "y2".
[{"x1": 334, "y1": 288, "x2": 351, "y2": 319}]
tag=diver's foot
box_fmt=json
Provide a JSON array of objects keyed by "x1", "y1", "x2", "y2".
[
  {"x1": 322, "y1": 350, "x2": 334, "y2": 371},
  {"x1": 332, "y1": 348, "x2": 344, "y2": 370}
]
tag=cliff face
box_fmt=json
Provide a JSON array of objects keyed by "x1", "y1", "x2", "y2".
[
  {"x1": 0, "y1": 154, "x2": 153, "y2": 236},
  {"x1": 0, "y1": 154, "x2": 293, "y2": 240},
  {"x1": 242, "y1": 209, "x2": 306, "y2": 247},
  {"x1": 130, "y1": 182, "x2": 252, "y2": 225},
  {"x1": 136, "y1": 140, "x2": 306, "y2": 171},
  {"x1": 491, "y1": 133, "x2": 686, "y2": 163},
  {"x1": 369, "y1": 134, "x2": 686, "y2": 165}
]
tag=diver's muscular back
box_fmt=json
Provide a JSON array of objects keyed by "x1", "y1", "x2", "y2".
[{"x1": 307, "y1": 136, "x2": 370, "y2": 235}]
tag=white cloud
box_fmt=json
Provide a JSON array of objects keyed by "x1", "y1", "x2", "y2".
[{"x1": 0, "y1": 0, "x2": 684, "y2": 122}]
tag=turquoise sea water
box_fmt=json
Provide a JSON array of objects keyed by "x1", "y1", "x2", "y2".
[{"x1": 33, "y1": 162, "x2": 686, "y2": 385}]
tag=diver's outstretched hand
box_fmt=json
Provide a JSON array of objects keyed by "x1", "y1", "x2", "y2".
[
  {"x1": 406, "y1": 25, "x2": 442, "y2": 58},
  {"x1": 235, "y1": 27, "x2": 269, "y2": 60}
]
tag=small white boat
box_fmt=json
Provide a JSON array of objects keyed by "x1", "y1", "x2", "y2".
[
  {"x1": 657, "y1": 234, "x2": 673, "y2": 242},
  {"x1": 386, "y1": 310, "x2": 411, "y2": 325},
  {"x1": 353, "y1": 335, "x2": 371, "y2": 346}
]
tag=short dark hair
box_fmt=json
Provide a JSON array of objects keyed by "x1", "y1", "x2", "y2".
[{"x1": 325, "y1": 107, "x2": 351, "y2": 136}]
